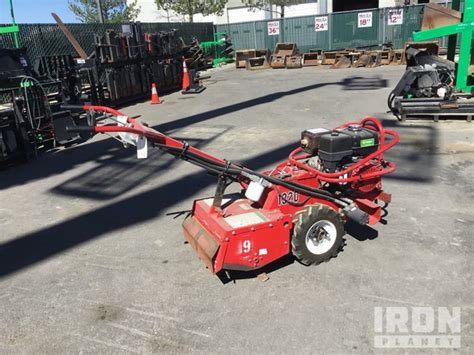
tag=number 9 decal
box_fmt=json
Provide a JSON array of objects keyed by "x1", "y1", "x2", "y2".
[{"x1": 243, "y1": 240, "x2": 251, "y2": 253}]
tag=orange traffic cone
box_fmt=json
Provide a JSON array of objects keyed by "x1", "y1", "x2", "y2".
[
  {"x1": 182, "y1": 59, "x2": 190, "y2": 92},
  {"x1": 150, "y1": 83, "x2": 160, "y2": 104}
]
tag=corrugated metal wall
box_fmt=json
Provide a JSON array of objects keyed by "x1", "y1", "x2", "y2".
[
  {"x1": 0, "y1": 22, "x2": 214, "y2": 62},
  {"x1": 217, "y1": 5, "x2": 427, "y2": 52}
]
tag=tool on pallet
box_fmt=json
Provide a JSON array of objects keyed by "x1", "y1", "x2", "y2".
[
  {"x1": 0, "y1": 48, "x2": 81, "y2": 168},
  {"x1": 413, "y1": 1, "x2": 473, "y2": 93},
  {"x1": 150, "y1": 83, "x2": 161, "y2": 104},
  {"x1": 245, "y1": 49, "x2": 271, "y2": 70},
  {"x1": 391, "y1": 49, "x2": 404, "y2": 65},
  {"x1": 236, "y1": 49, "x2": 257, "y2": 68},
  {"x1": 183, "y1": 37, "x2": 214, "y2": 71},
  {"x1": 353, "y1": 53, "x2": 373, "y2": 67},
  {"x1": 321, "y1": 42, "x2": 396, "y2": 69},
  {"x1": 62, "y1": 104, "x2": 399, "y2": 276},
  {"x1": 199, "y1": 32, "x2": 234, "y2": 67},
  {"x1": 388, "y1": 44, "x2": 474, "y2": 121},
  {"x1": 331, "y1": 54, "x2": 352, "y2": 69},
  {"x1": 321, "y1": 51, "x2": 338, "y2": 65},
  {"x1": 90, "y1": 25, "x2": 185, "y2": 106},
  {"x1": 388, "y1": 1, "x2": 474, "y2": 121},
  {"x1": 270, "y1": 43, "x2": 297, "y2": 69},
  {"x1": 286, "y1": 55, "x2": 303, "y2": 69},
  {"x1": 302, "y1": 50, "x2": 322, "y2": 67}
]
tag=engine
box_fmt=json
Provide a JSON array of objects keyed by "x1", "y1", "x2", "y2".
[{"x1": 300, "y1": 124, "x2": 379, "y2": 173}]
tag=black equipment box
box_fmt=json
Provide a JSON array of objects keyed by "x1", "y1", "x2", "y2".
[{"x1": 0, "y1": 48, "x2": 31, "y2": 83}]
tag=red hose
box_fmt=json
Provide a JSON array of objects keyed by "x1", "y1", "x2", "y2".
[{"x1": 288, "y1": 117, "x2": 399, "y2": 183}]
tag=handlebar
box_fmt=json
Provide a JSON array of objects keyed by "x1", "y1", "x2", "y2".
[
  {"x1": 66, "y1": 126, "x2": 96, "y2": 133},
  {"x1": 60, "y1": 104, "x2": 85, "y2": 111}
]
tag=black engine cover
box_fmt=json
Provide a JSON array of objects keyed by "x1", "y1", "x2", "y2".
[{"x1": 318, "y1": 125, "x2": 379, "y2": 171}]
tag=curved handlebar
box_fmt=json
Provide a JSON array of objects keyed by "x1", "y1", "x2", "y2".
[
  {"x1": 60, "y1": 104, "x2": 85, "y2": 111},
  {"x1": 65, "y1": 126, "x2": 96, "y2": 133}
]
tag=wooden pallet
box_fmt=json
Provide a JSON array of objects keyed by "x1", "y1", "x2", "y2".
[{"x1": 400, "y1": 112, "x2": 473, "y2": 122}]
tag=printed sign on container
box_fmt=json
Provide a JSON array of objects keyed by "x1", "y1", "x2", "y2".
[
  {"x1": 268, "y1": 21, "x2": 280, "y2": 36},
  {"x1": 315, "y1": 16, "x2": 328, "y2": 32},
  {"x1": 358, "y1": 12, "x2": 373, "y2": 28}
]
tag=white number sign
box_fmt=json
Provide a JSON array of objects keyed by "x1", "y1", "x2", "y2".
[
  {"x1": 315, "y1": 16, "x2": 328, "y2": 32},
  {"x1": 358, "y1": 12, "x2": 373, "y2": 28},
  {"x1": 243, "y1": 240, "x2": 251, "y2": 253},
  {"x1": 267, "y1": 21, "x2": 279, "y2": 36},
  {"x1": 388, "y1": 9, "x2": 403, "y2": 26}
]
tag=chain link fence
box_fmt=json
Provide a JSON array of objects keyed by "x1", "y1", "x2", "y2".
[
  {"x1": 216, "y1": 4, "x2": 440, "y2": 53},
  {"x1": 0, "y1": 22, "x2": 214, "y2": 62}
]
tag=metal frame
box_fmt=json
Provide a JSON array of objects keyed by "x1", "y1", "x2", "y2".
[
  {"x1": 413, "y1": 0, "x2": 473, "y2": 92},
  {"x1": 62, "y1": 105, "x2": 399, "y2": 274},
  {"x1": 0, "y1": 0, "x2": 20, "y2": 47}
]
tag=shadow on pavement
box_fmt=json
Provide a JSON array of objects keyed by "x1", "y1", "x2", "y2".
[
  {"x1": 341, "y1": 76, "x2": 388, "y2": 91},
  {"x1": 379, "y1": 118, "x2": 438, "y2": 183},
  {"x1": 0, "y1": 81, "x2": 338, "y2": 191},
  {"x1": 0, "y1": 79, "x2": 440, "y2": 280},
  {"x1": 0, "y1": 140, "x2": 298, "y2": 278}
]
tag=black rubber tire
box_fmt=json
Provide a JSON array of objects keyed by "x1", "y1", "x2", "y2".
[{"x1": 291, "y1": 204, "x2": 345, "y2": 266}]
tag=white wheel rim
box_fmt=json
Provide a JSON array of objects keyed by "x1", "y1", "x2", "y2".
[{"x1": 305, "y1": 220, "x2": 337, "y2": 255}]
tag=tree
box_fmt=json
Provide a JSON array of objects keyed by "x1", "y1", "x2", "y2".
[
  {"x1": 243, "y1": 0, "x2": 305, "y2": 18},
  {"x1": 154, "y1": 0, "x2": 227, "y2": 23},
  {"x1": 68, "y1": 0, "x2": 141, "y2": 23}
]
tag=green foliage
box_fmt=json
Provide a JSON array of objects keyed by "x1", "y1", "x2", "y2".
[
  {"x1": 68, "y1": 0, "x2": 141, "y2": 23},
  {"x1": 154, "y1": 0, "x2": 227, "y2": 22}
]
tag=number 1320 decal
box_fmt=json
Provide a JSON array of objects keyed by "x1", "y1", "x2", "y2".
[{"x1": 278, "y1": 191, "x2": 299, "y2": 205}]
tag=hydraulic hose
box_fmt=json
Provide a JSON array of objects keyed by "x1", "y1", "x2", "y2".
[{"x1": 288, "y1": 117, "x2": 399, "y2": 183}]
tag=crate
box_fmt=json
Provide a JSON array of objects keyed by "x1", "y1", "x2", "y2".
[
  {"x1": 321, "y1": 51, "x2": 338, "y2": 65},
  {"x1": 302, "y1": 52, "x2": 320, "y2": 66},
  {"x1": 270, "y1": 55, "x2": 286, "y2": 69},
  {"x1": 246, "y1": 57, "x2": 270, "y2": 70},
  {"x1": 286, "y1": 55, "x2": 302, "y2": 69},
  {"x1": 235, "y1": 49, "x2": 256, "y2": 68},
  {"x1": 273, "y1": 43, "x2": 297, "y2": 57}
]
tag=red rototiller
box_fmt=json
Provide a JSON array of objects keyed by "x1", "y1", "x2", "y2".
[{"x1": 64, "y1": 105, "x2": 399, "y2": 274}]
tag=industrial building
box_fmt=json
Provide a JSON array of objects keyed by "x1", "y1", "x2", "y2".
[{"x1": 132, "y1": 0, "x2": 434, "y2": 24}]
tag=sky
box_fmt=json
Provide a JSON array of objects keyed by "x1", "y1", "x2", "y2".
[{"x1": 0, "y1": 0, "x2": 78, "y2": 24}]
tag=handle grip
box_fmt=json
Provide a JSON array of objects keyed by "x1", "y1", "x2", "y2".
[
  {"x1": 66, "y1": 126, "x2": 96, "y2": 133},
  {"x1": 60, "y1": 104, "x2": 85, "y2": 111}
]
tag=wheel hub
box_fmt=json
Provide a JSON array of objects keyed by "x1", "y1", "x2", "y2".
[{"x1": 305, "y1": 220, "x2": 337, "y2": 255}]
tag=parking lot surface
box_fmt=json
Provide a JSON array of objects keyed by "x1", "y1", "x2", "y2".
[{"x1": 0, "y1": 65, "x2": 472, "y2": 353}]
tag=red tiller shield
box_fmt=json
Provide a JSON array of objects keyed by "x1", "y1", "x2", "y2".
[
  {"x1": 182, "y1": 196, "x2": 293, "y2": 273},
  {"x1": 182, "y1": 215, "x2": 220, "y2": 272}
]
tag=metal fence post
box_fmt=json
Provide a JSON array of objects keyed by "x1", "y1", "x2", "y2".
[
  {"x1": 253, "y1": 21, "x2": 257, "y2": 49},
  {"x1": 329, "y1": 13, "x2": 332, "y2": 50},
  {"x1": 381, "y1": 8, "x2": 386, "y2": 45},
  {"x1": 281, "y1": 18, "x2": 285, "y2": 43}
]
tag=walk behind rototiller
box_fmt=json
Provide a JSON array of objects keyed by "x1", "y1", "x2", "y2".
[{"x1": 64, "y1": 105, "x2": 399, "y2": 275}]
